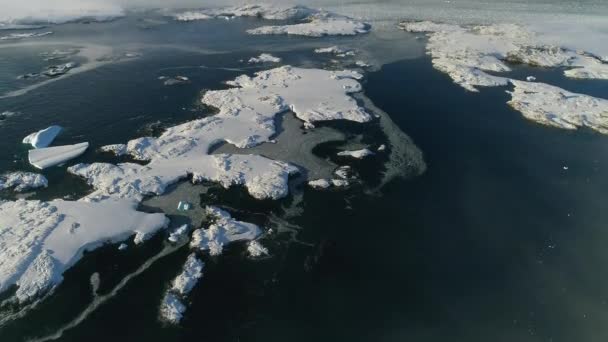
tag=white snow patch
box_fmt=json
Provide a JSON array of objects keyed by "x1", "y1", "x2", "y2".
[
  {"x1": 28, "y1": 142, "x2": 89, "y2": 169},
  {"x1": 0, "y1": 198, "x2": 168, "y2": 302},
  {"x1": 0, "y1": 172, "x2": 48, "y2": 192},
  {"x1": 22, "y1": 125, "x2": 62, "y2": 149},
  {"x1": 190, "y1": 206, "x2": 261, "y2": 256},
  {"x1": 168, "y1": 224, "x2": 189, "y2": 243},
  {"x1": 248, "y1": 53, "x2": 281, "y2": 64}
]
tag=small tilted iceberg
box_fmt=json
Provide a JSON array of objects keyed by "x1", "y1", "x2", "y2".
[
  {"x1": 28, "y1": 142, "x2": 89, "y2": 169},
  {"x1": 23, "y1": 125, "x2": 63, "y2": 148}
]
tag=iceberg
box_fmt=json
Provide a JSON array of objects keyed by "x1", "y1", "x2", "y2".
[
  {"x1": 0, "y1": 172, "x2": 48, "y2": 192},
  {"x1": 22, "y1": 125, "x2": 63, "y2": 148},
  {"x1": 28, "y1": 142, "x2": 89, "y2": 169},
  {"x1": 0, "y1": 198, "x2": 168, "y2": 302},
  {"x1": 173, "y1": 4, "x2": 314, "y2": 22}
]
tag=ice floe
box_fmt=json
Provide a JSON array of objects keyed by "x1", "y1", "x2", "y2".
[
  {"x1": 0, "y1": 198, "x2": 168, "y2": 302},
  {"x1": 314, "y1": 46, "x2": 353, "y2": 56},
  {"x1": 28, "y1": 142, "x2": 89, "y2": 169},
  {"x1": 399, "y1": 21, "x2": 608, "y2": 92},
  {"x1": 168, "y1": 224, "x2": 189, "y2": 243},
  {"x1": 507, "y1": 80, "x2": 608, "y2": 134},
  {"x1": 0, "y1": 31, "x2": 52, "y2": 41},
  {"x1": 337, "y1": 148, "x2": 374, "y2": 159},
  {"x1": 22, "y1": 125, "x2": 62, "y2": 149},
  {"x1": 248, "y1": 53, "x2": 281, "y2": 64},
  {"x1": 70, "y1": 66, "x2": 370, "y2": 201},
  {"x1": 190, "y1": 206, "x2": 262, "y2": 256},
  {"x1": 308, "y1": 178, "x2": 331, "y2": 189},
  {"x1": 0, "y1": 172, "x2": 48, "y2": 192}
]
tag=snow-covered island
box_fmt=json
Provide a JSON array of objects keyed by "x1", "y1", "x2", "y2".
[
  {"x1": 69, "y1": 66, "x2": 371, "y2": 202},
  {"x1": 0, "y1": 198, "x2": 168, "y2": 303},
  {"x1": 173, "y1": 4, "x2": 370, "y2": 37},
  {"x1": 400, "y1": 21, "x2": 608, "y2": 134},
  {"x1": 159, "y1": 253, "x2": 204, "y2": 324}
]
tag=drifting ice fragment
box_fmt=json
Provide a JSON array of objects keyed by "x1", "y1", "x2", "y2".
[
  {"x1": 526, "y1": 76, "x2": 537, "y2": 81},
  {"x1": 23, "y1": 125, "x2": 63, "y2": 148},
  {"x1": 28, "y1": 142, "x2": 89, "y2": 169},
  {"x1": 118, "y1": 243, "x2": 128, "y2": 251},
  {"x1": 168, "y1": 224, "x2": 189, "y2": 243},
  {"x1": 177, "y1": 201, "x2": 192, "y2": 211}
]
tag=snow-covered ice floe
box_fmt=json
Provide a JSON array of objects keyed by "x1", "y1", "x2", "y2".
[
  {"x1": 190, "y1": 206, "x2": 262, "y2": 256},
  {"x1": 70, "y1": 66, "x2": 370, "y2": 201},
  {"x1": 0, "y1": 172, "x2": 48, "y2": 192},
  {"x1": 159, "y1": 253, "x2": 204, "y2": 324},
  {"x1": 507, "y1": 80, "x2": 608, "y2": 134},
  {"x1": 0, "y1": 198, "x2": 168, "y2": 302},
  {"x1": 337, "y1": 148, "x2": 374, "y2": 159},
  {"x1": 248, "y1": 53, "x2": 281, "y2": 64},
  {"x1": 173, "y1": 4, "x2": 369, "y2": 37},
  {"x1": 0, "y1": 31, "x2": 52, "y2": 41},
  {"x1": 399, "y1": 21, "x2": 608, "y2": 91},
  {"x1": 22, "y1": 125, "x2": 62, "y2": 149},
  {"x1": 28, "y1": 142, "x2": 89, "y2": 169}
]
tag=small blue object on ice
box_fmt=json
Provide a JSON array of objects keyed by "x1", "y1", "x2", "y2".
[{"x1": 177, "y1": 201, "x2": 192, "y2": 211}]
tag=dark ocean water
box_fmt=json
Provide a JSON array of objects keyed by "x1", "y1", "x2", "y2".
[{"x1": 1, "y1": 14, "x2": 608, "y2": 342}]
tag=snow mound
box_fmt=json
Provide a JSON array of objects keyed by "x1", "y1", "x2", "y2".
[
  {"x1": 337, "y1": 148, "x2": 374, "y2": 159},
  {"x1": 248, "y1": 53, "x2": 281, "y2": 64},
  {"x1": 22, "y1": 125, "x2": 62, "y2": 149},
  {"x1": 28, "y1": 142, "x2": 89, "y2": 169},
  {"x1": 0, "y1": 198, "x2": 168, "y2": 302},
  {"x1": 507, "y1": 80, "x2": 608, "y2": 134},
  {"x1": 190, "y1": 206, "x2": 262, "y2": 256},
  {"x1": 0, "y1": 172, "x2": 48, "y2": 192}
]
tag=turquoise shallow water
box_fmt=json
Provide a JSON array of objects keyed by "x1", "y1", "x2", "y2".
[{"x1": 1, "y1": 12, "x2": 608, "y2": 342}]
